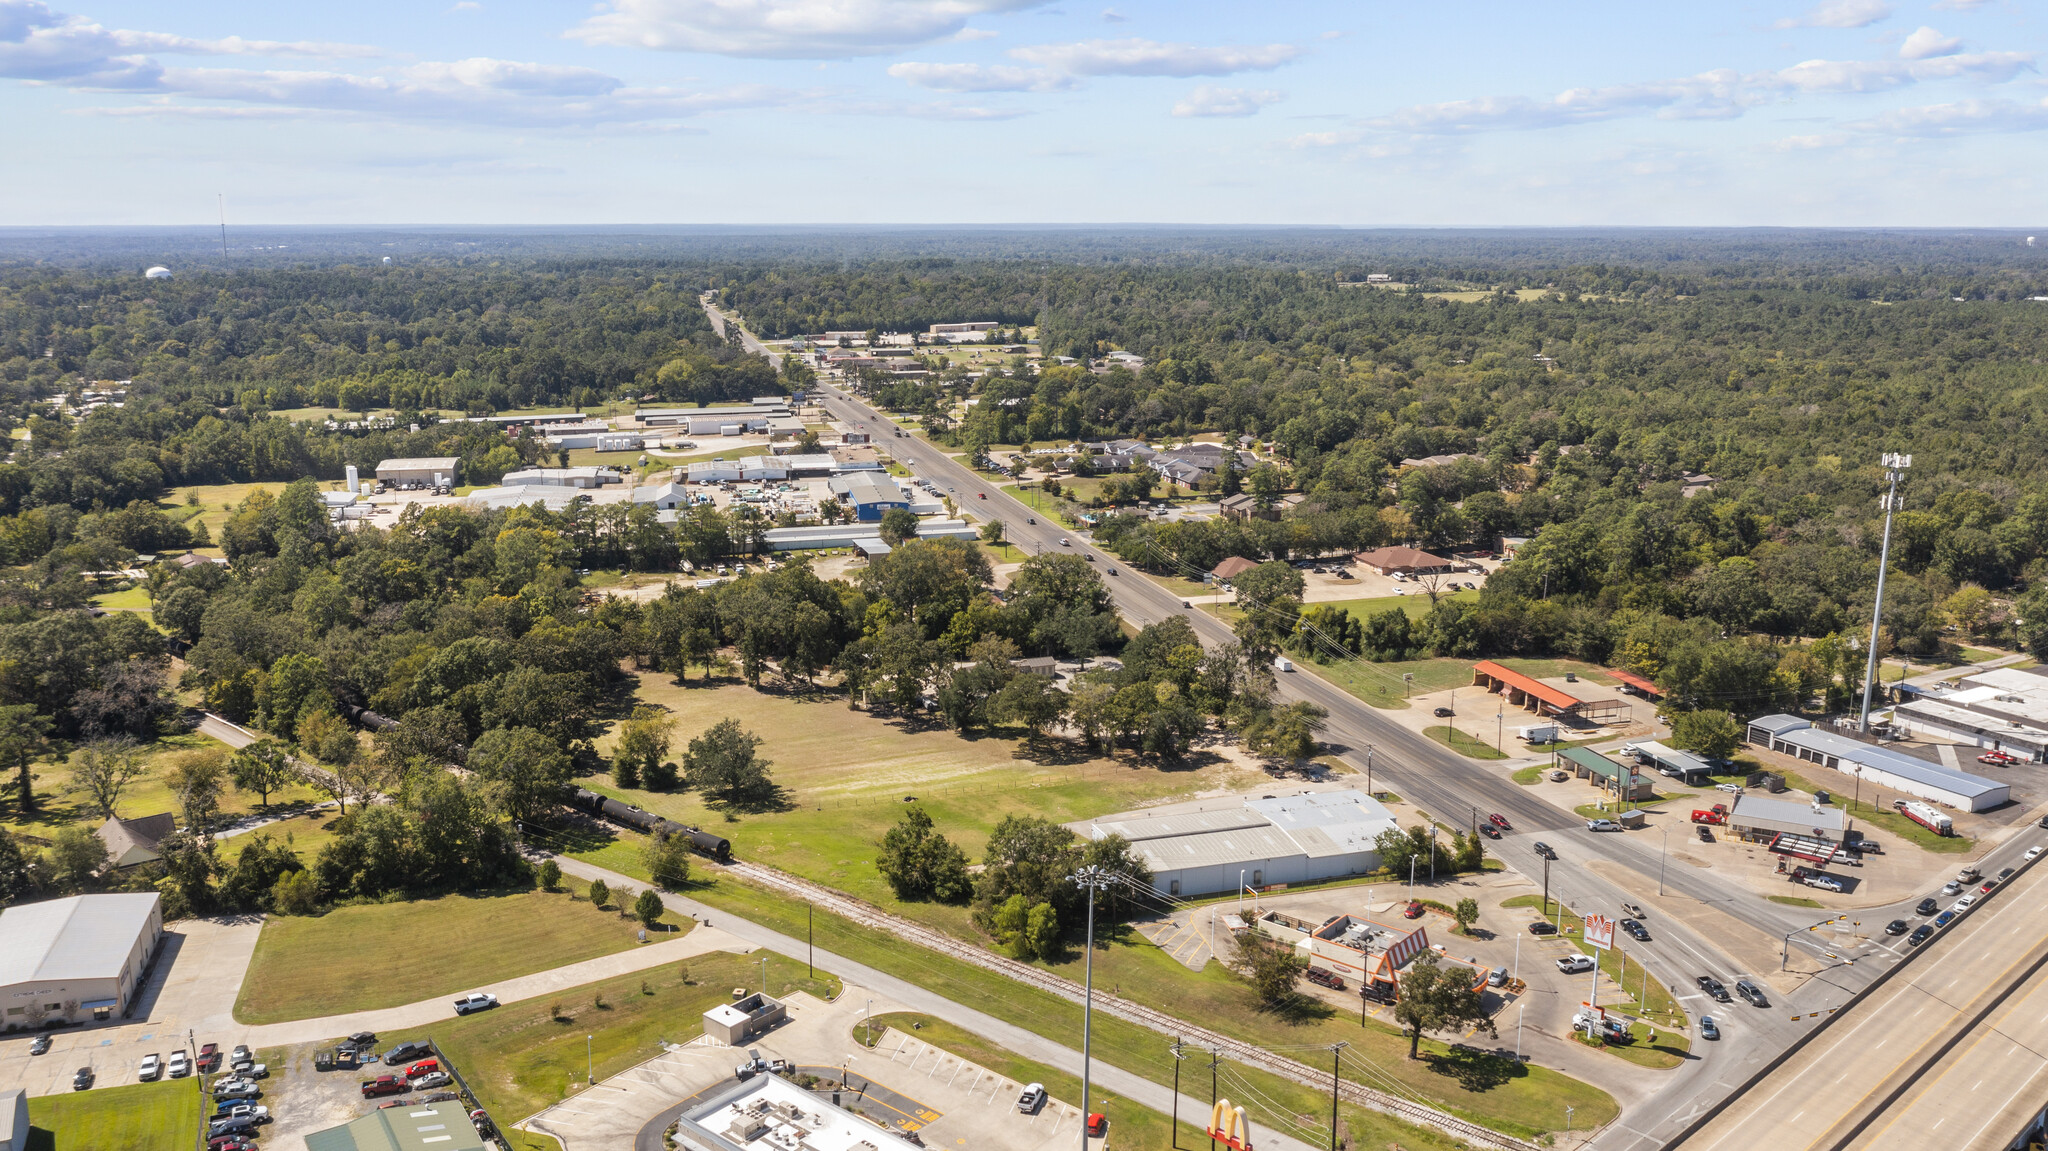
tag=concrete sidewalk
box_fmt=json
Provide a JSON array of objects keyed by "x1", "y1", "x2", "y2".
[{"x1": 553, "y1": 855, "x2": 1322, "y2": 1151}]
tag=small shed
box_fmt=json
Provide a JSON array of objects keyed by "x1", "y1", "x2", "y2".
[{"x1": 702, "y1": 992, "x2": 786, "y2": 1045}]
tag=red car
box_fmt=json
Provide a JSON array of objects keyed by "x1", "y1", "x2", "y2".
[
  {"x1": 1978, "y1": 750, "x2": 2023, "y2": 766},
  {"x1": 1086, "y1": 1113, "x2": 1108, "y2": 1137},
  {"x1": 361, "y1": 1076, "x2": 410, "y2": 1098},
  {"x1": 1488, "y1": 813, "x2": 1513, "y2": 830},
  {"x1": 405, "y1": 1060, "x2": 440, "y2": 1080},
  {"x1": 1404, "y1": 900, "x2": 1424, "y2": 919},
  {"x1": 198, "y1": 1043, "x2": 221, "y2": 1073}
]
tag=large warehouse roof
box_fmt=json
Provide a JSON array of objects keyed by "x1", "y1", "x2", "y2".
[
  {"x1": 0, "y1": 894, "x2": 161, "y2": 986},
  {"x1": 1092, "y1": 790, "x2": 1397, "y2": 872},
  {"x1": 305, "y1": 1100, "x2": 484, "y2": 1151},
  {"x1": 1776, "y1": 725, "x2": 2005, "y2": 801}
]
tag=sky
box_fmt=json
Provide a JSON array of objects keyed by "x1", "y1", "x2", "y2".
[{"x1": 1, "y1": 0, "x2": 2044, "y2": 226}]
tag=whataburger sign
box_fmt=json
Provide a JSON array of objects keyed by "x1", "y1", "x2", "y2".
[
  {"x1": 1583, "y1": 913, "x2": 1615, "y2": 951},
  {"x1": 1207, "y1": 1099, "x2": 1254, "y2": 1149}
]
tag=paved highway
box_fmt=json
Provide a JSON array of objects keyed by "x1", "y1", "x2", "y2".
[{"x1": 1670, "y1": 842, "x2": 2048, "y2": 1151}]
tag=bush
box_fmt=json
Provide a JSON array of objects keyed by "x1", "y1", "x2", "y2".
[
  {"x1": 634, "y1": 887, "x2": 665, "y2": 927},
  {"x1": 644, "y1": 831, "x2": 692, "y2": 890},
  {"x1": 537, "y1": 859, "x2": 561, "y2": 891},
  {"x1": 270, "y1": 870, "x2": 322, "y2": 916},
  {"x1": 588, "y1": 878, "x2": 610, "y2": 909}
]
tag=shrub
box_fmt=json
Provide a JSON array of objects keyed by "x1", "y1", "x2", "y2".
[
  {"x1": 588, "y1": 878, "x2": 610, "y2": 909},
  {"x1": 537, "y1": 859, "x2": 561, "y2": 891},
  {"x1": 634, "y1": 887, "x2": 665, "y2": 927}
]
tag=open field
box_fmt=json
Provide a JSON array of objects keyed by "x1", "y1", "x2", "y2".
[
  {"x1": 1, "y1": 732, "x2": 326, "y2": 843},
  {"x1": 580, "y1": 676, "x2": 1263, "y2": 932},
  {"x1": 88, "y1": 586, "x2": 153, "y2": 615},
  {"x1": 1323, "y1": 589, "x2": 1481, "y2": 621},
  {"x1": 163, "y1": 482, "x2": 295, "y2": 540},
  {"x1": 24, "y1": 1079, "x2": 200, "y2": 1151},
  {"x1": 1303, "y1": 656, "x2": 1617, "y2": 711},
  {"x1": 233, "y1": 888, "x2": 691, "y2": 1024},
  {"x1": 1424, "y1": 725, "x2": 1507, "y2": 760},
  {"x1": 619, "y1": 869, "x2": 1617, "y2": 1141},
  {"x1": 1422, "y1": 288, "x2": 1551, "y2": 303},
  {"x1": 394, "y1": 950, "x2": 837, "y2": 1150}
]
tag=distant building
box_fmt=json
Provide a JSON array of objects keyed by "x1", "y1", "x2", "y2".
[
  {"x1": 1744, "y1": 715, "x2": 2008, "y2": 812},
  {"x1": 827, "y1": 474, "x2": 908, "y2": 522},
  {"x1": 1086, "y1": 790, "x2": 1398, "y2": 898},
  {"x1": 500, "y1": 466, "x2": 618, "y2": 489},
  {"x1": 465, "y1": 484, "x2": 585, "y2": 512},
  {"x1": 630, "y1": 482, "x2": 685, "y2": 511},
  {"x1": 94, "y1": 813, "x2": 175, "y2": 869},
  {"x1": 701, "y1": 992, "x2": 786, "y2": 1046},
  {"x1": 1398, "y1": 453, "x2": 1475, "y2": 469},
  {"x1": 0, "y1": 893, "x2": 163, "y2": 1027},
  {"x1": 1353, "y1": 546, "x2": 1454, "y2": 576},
  {"x1": 1365, "y1": 273, "x2": 1392, "y2": 283},
  {"x1": 375, "y1": 457, "x2": 460, "y2": 488},
  {"x1": 929, "y1": 321, "x2": 998, "y2": 335},
  {"x1": 1211, "y1": 555, "x2": 1261, "y2": 581}
]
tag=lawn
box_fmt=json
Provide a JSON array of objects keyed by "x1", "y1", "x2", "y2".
[
  {"x1": 391, "y1": 950, "x2": 837, "y2": 1148},
  {"x1": 89, "y1": 586, "x2": 153, "y2": 614},
  {"x1": 1302, "y1": 656, "x2": 1617, "y2": 713},
  {"x1": 1424, "y1": 726, "x2": 1507, "y2": 760},
  {"x1": 861, "y1": 1013, "x2": 1207, "y2": 1149},
  {"x1": 163, "y1": 482, "x2": 299, "y2": 541},
  {"x1": 630, "y1": 869, "x2": 1617, "y2": 1141},
  {"x1": 232, "y1": 888, "x2": 691, "y2": 1024},
  {"x1": 1511, "y1": 765, "x2": 1547, "y2": 785},
  {"x1": 1500, "y1": 895, "x2": 1686, "y2": 1031},
  {"x1": 578, "y1": 676, "x2": 1259, "y2": 933},
  {"x1": 1, "y1": 732, "x2": 326, "y2": 844},
  {"x1": 24, "y1": 1079, "x2": 201, "y2": 1151},
  {"x1": 1323, "y1": 590, "x2": 1480, "y2": 622},
  {"x1": 1597, "y1": 1022, "x2": 1692, "y2": 1070},
  {"x1": 1767, "y1": 895, "x2": 1824, "y2": 908}
]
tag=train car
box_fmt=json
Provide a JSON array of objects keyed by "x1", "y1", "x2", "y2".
[
  {"x1": 338, "y1": 702, "x2": 400, "y2": 733},
  {"x1": 563, "y1": 788, "x2": 731, "y2": 862}
]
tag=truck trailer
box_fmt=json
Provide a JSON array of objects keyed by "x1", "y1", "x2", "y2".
[{"x1": 1897, "y1": 799, "x2": 1954, "y2": 837}]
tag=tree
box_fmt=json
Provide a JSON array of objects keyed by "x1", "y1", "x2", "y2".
[
  {"x1": 1246, "y1": 700, "x2": 1326, "y2": 761},
  {"x1": 1022, "y1": 901, "x2": 1060, "y2": 961},
  {"x1": 537, "y1": 858, "x2": 562, "y2": 891},
  {"x1": 634, "y1": 887, "x2": 665, "y2": 927},
  {"x1": 614, "y1": 707, "x2": 675, "y2": 790},
  {"x1": 980, "y1": 519, "x2": 1005, "y2": 547},
  {"x1": 296, "y1": 707, "x2": 360, "y2": 768},
  {"x1": 878, "y1": 507, "x2": 921, "y2": 546},
  {"x1": 589, "y1": 877, "x2": 610, "y2": 909},
  {"x1": 229, "y1": 739, "x2": 295, "y2": 808},
  {"x1": 467, "y1": 726, "x2": 571, "y2": 822},
  {"x1": 271, "y1": 869, "x2": 321, "y2": 915},
  {"x1": 644, "y1": 829, "x2": 694, "y2": 889},
  {"x1": 1669, "y1": 709, "x2": 1741, "y2": 761},
  {"x1": 0, "y1": 827, "x2": 33, "y2": 909},
  {"x1": 1393, "y1": 954, "x2": 1496, "y2": 1059},
  {"x1": 876, "y1": 806, "x2": 972, "y2": 903},
  {"x1": 1374, "y1": 825, "x2": 1434, "y2": 879},
  {"x1": 47, "y1": 825, "x2": 109, "y2": 893},
  {"x1": 1454, "y1": 898, "x2": 1480, "y2": 934},
  {"x1": 68, "y1": 738, "x2": 146, "y2": 820},
  {"x1": 0, "y1": 705, "x2": 54, "y2": 818},
  {"x1": 682, "y1": 718, "x2": 780, "y2": 813},
  {"x1": 165, "y1": 749, "x2": 227, "y2": 837},
  {"x1": 988, "y1": 674, "x2": 1066, "y2": 737},
  {"x1": 1232, "y1": 929, "x2": 1309, "y2": 1008}
]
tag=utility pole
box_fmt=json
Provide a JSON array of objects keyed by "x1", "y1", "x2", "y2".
[
  {"x1": 1327, "y1": 1042, "x2": 1349, "y2": 1151},
  {"x1": 808, "y1": 903, "x2": 814, "y2": 977},
  {"x1": 1171, "y1": 1040, "x2": 1185, "y2": 1150},
  {"x1": 1208, "y1": 1048, "x2": 1222, "y2": 1151},
  {"x1": 1364, "y1": 745, "x2": 1375, "y2": 798},
  {"x1": 1541, "y1": 853, "x2": 1552, "y2": 923},
  {"x1": 1860, "y1": 452, "x2": 1911, "y2": 732},
  {"x1": 1070, "y1": 865, "x2": 1114, "y2": 1151}
]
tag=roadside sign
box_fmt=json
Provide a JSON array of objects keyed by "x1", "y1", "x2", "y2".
[{"x1": 1584, "y1": 914, "x2": 1616, "y2": 951}]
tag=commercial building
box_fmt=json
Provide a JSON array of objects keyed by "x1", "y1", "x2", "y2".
[
  {"x1": 304, "y1": 1099, "x2": 486, "y2": 1151},
  {"x1": 929, "y1": 321, "x2": 998, "y2": 334},
  {"x1": 465, "y1": 484, "x2": 586, "y2": 512},
  {"x1": 374, "y1": 457, "x2": 459, "y2": 489},
  {"x1": 1619, "y1": 741, "x2": 1714, "y2": 786},
  {"x1": 671, "y1": 1072, "x2": 923, "y2": 1151},
  {"x1": 1727, "y1": 794, "x2": 1846, "y2": 842},
  {"x1": 1744, "y1": 715, "x2": 2009, "y2": 812},
  {"x1": 827, "y1": 474, "x2": 908, "y2": 521},
  {"x1": 458, "y1": 412, "x2": 587, "y2": 427},
  {"x1": 1211, "y1": 555, "x2": 1260, "y2": 581},
  {"x1": 0, "y1": 1088, "x2": 26, "y2": 1151},
  {"x1": 94, "y1": 813, "x2": 175, "y2": 869},
  {"x1": 1354, "y1": 546, "x2": 1455, "y2": 576},
  {"x1": 499, "y1": 466, "x2": 619, "y2": 489},
  {"x1": 760, "y1": 521, "x2": 977, "y2": 551},
  {"x1": 701, "y1": 992, "x2": 786, "y2": 1045},
  {"x1": 1470, "y1": 662, "x2": 1624, "y2": 722},
  {"x1": 1559, "y1": 747, "x2": 1656, "y2": 801},
  {"x1": 1086, "y1": 790, "x2": 1398, "y2": 898},
  {"x1": 630, "y1": 482, "x2": 685, "y2": 511},
  {"x1": 530, "y1": 421, "x2": 611, "y2": 449},
  {"x1": 688, "y1": 460, "x2": 742, "y2": 483},
  {"x1": 1896, "y1": 665, "x2": 2048, "y2": 761},
  {"x1": 1252, "y1": 909, "x2": 1484, "y2": 1002},
  {"x1": 0, "y1": 893, "x2": 163, "y2": 1027}
]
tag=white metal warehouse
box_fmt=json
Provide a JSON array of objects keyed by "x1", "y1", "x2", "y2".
[
  {"x1": 1087, "y1": 790, "x2": 1398, "y2": 898},
  {"x1": 1745, "y1": 715, "x2": 2009, "y2": 812},
  {"x1": 0, "y1": 893, "x2": 163, "y2": 1029}
]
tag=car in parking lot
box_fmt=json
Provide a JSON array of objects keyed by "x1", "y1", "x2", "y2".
[
  {"x1": 1716, "y1": 782, "x2": 1744, "y2": 794},
  {"x1": 1532, "y1": 841, "x2": 1558, "y2": 860},
  {"x1": 1699, "y1": 1016, "x2": 1720, "y2": 1041},
  {"x1": 229, "y1": 1061, "x2": 267, "y2": 1078},
  {"x1": 361, "y1": 1075, "x2": 409, "y2": 1098},
  {"x1": 405, "y1": 1059, "x2": 441, "y2": 1080},
  {"x1": 384, "y1": 1041, "x2": 433, "y2": 1066},
  {"x1": 1586, "y1": 818, "x2": 1621, "y2": 832},
  {"x1": 1432, "y1": 707, "x2": 1454, "y2": 718},
  {"x1": 1696, "y1": 824, "x2": 1714, "y2": 842},
  {"x1": 1304, "y1": 966, "x2": 1346, "y2": 990},
  {"x1": 71, "y1": 1067, "x2": 92, "y2": 1091},
  {"x1": 1620, "y1": 918, "x2": 1650, "y2": 941},
  {"x1": 1017, "y1": 1083, "x2": 1047, "y2": 1113},
  {"x1": 1916, "y1": 897, "x2": 1939, "y2": 916},
  {"x1": 1527, "y1": 920, "x2": 1557, "y2": 936},
  {"x1": 734, "y1": 1050, "x2": 767, "y2": 1079},
  {"x1": 1908, "y1": 924, "x2": 1934, "y2": 946},
  {"x1": 212, "y1": 1104, "x2": 268, "y2": 1124},
  {"x1": 1404, "y1": 900, "x2": 1424, "y2": 919},
  {"x1": 197, "y1": 1042, "x2": 220, "y2": 1072},
  {"x1": 412, "y1": 1071, "x2": 453, "y2": 1090},
  {"x1": 1934, "y1": 910, "x2": 1958, "y2": 928},
  {"x1": 1885, "y1": 919, "x2": 1908, "y2": 935},
  {"x1": 1087, "y1": 1113, "x2": 1109, "y2": 1137},
  {"x1": 1978, "y1": 749, "x2": 2023, "y2": 766},
  {"x1": 1697, "y1": 976, "x2": 1732, "y2": 1002},
  {"x1": 1550, "y1": 769, "x2": 1569, "y2": 782},
  {"x1": 29, "y1": 1035, "x2": 49, "y2": 1055},
  {"x1": 1735, "y1": 980, "x2": 1769, "y2": 1007},
  {"x1": 1802, "y1": 873, "x2": 1844, "y2": 892},
  {"x1": 168, "y1": 1051, "x2": 190, "y2": 1078},
  {"x1": 138, "y1": 1054, "x2": 162, "y2": 1081},
  {"x1": 1557, "y1": 955, "x2": 1596, "y2": 974},
  {"x1": 213, "y1": 1080, "x2": 260, "y2": 1099},
  {"x1": 454, "y1": 991, "x2": 499, "y2": 1015},
  {"x1": 207, "y1": 1118, "x2": 257, "y2": 1140},
  {"x1": 1477, "y1": 823, "x2": 1500, "y2": 839}
]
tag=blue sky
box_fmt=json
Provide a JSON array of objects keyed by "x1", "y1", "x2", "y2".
[{"x1": 2, "y1": 0, "x2": 2043, "y2": 225}]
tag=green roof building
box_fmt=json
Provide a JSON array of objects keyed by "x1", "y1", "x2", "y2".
[
  {"x1": 1559, "y1": 747, "x2": 1655, "y2": 802},
  {"x1": 304, "y1": 1101, "x2": 485, "y2": 1151}
]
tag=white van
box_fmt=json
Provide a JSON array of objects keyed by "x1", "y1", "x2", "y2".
[{"x1": 1273, "y1": 656, "x2": 1295, "y2": 673}]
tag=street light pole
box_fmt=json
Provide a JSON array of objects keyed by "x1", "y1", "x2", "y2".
[
  {"x1": 1659, "y1": 827, "x2": 1668, "y2": 896},
  {"x1": 1860, "y1": 452, "x2": 1911, "y2": 732},
  {"x1": 1070, "y1": 865, "x2": 1115, "y2": 1151},
  {"x1": 587, "y1": 1034, "x2": 593, "y2": 1085}
]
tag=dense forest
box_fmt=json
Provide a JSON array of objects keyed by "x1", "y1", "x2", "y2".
[{"x1": 1, "y1": 228, "x2": 2047, "y2": 915}]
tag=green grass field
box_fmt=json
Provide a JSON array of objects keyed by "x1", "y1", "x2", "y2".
[
  {"x1": 388, "y1": 950, "x2": 836, "y2": 1149},
  {"x1": 1322, "y1": 589, "x2": 1480, "y2": 621},
  {"x1": 1767, "y1": 895, "x2": 1825, "y2": 908},
  {"x1": 578, "y1": 676, "x2": 1260, "y2": 935},
  {"x1": 25, "y1": 1079, "x2": 201, "y2": 1151},
  {"x1": 88, "y1": 586, "x2": 153, "y2": 614},
  {"x1": 1, "y1": 732, "x2": 327, "y2": 844},
  {"x1": 1425, "y1": 725, "x2": 1507, "y2": 760},
  {"x1": 233, "y1": 889, "x2": 690, "y2": 1024},
  {"x1": 593, "y1": 868, "x2": 1617, "y2": 1140}
]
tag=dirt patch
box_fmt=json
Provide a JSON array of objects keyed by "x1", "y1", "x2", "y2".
[{"x1": 1583, "y1": 858, "x2": 1826, "y2": 995}]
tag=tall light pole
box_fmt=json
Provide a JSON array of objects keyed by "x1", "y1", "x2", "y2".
[
  {"x1": 1071, "y1": 865, "x2": 1116, "y2": 1151},
  {"x1": 1860, "y1": 453, "x2": 1911, "y2": 732},
  {"x1": 587, "y1": 1034, "x2": 593, "y2": 1084}
]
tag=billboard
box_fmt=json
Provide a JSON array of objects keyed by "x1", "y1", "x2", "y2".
[{"x1": 1583, "y1": 914, "x2": 1615, "y2": 951}]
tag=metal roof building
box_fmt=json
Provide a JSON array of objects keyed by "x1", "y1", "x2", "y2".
[
  {"x1": 1728, "y1": 794, "x2": 1846, "y2": 841},
  {"x1": 1744, "y1": 715, "x2": 2009, "y2": 812},
  {"x1": 1087, "y1": 790, "x2": 1398, "y2": 898},
  {"x1": 1559, "y1": 747, "x2": 1655, "y2": 800},
  {"x1": 374, "y1": 457, "x2": 460, "y2": 488},
  {"x1": 0, "y1": 893, "x2": 163, "y2": 1027},
  {"x1": 304, "y1": 1100, "x2": 486, "y2": 1151},
  {"x1": 1621, "y1": 740, "x2": 1715, "y2": 785}
]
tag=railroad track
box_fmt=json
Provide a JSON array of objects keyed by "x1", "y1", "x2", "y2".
[{"x1": 722, "y1": 860, "x2": 1535, "y2": 1150}]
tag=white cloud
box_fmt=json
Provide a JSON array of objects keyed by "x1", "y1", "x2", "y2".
[
  {"x1": 1899, "y1": 26, "x2": 1961, "y2": 60},
  {"x1": 1363, "y1": 51, "x2": 2034, "y2": 135},
  {"x1": 0, "y1": 0, "x2": 377, "y2": 87},
  {"x1": 1009, "y1": 37, "x2": 1297, "y2": 77},
  {"x1": 1860, "y1": 97, "x2": 2048, "y2": 135},
  {"x1": 566, "y1": 0, "x2": 1049, "y2": 60},
  {"x1": 1932, "y1": 0, "x2": 1988, "y2": 10},
  {"x1": 1774, "y1": 0, "x2": 1893, "y2": 30},
  {"x1": 887, "y1": 60, "x2": 1071, "y2": 91},
  {"x1": 1100, "y1": 8, "x2": 1124, "y2": 22},
  {"x1": 1170, "y1": 84, "x2": 1280, "y2": 118}
]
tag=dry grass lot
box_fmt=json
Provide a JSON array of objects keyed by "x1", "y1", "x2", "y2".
[
  {"x1": 233, "y1": 888, "x2": 691, "y2": 1024},
  {"x1": 1, "y1": 732, "x2": 326, "y2": 843}
]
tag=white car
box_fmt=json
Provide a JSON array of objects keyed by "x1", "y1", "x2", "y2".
[
  {"x1": 167, "y1": 1051, "x2": 190, "y2": 1078},
  {"x1": 1715, "y1": 783, "x2": 1744, "y2": 795},
  {"x1": 2027, "y1": 846, "x2": 2044, "y2": 860},
  {"x1": 1017, "y1": 1083, "x2": 1047, "y2": 1113},
  {"x1": 1556, "y1": 955, "x2": 1596, "y2": 974},
  {"x1": 1586, "y1": 818, "x2": 1621, "y2": 832},
  {"x1": 453, "y1": 992, "x2": 499, "y2": 1015},
  {"x1": 1954, "y1": 895, "x2": 1978, "y2": 911},
  {"x1": 1942, "y1": 880, "x2": 1964, "y2": 895},
  {"x1": 138, "y1": 1054, "x2": 162, "y2": 1081}
]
